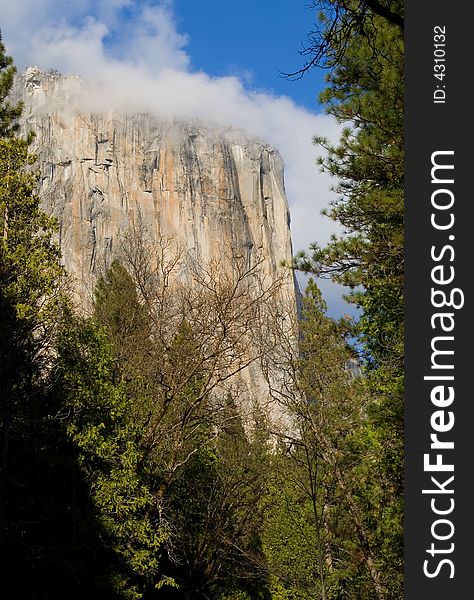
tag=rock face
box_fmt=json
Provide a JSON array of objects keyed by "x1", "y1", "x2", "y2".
[{"x1": 15, "y1": 67, "x2": 298, "y2": 428}]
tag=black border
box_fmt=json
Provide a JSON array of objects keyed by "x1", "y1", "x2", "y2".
[{"x1": 405, "y1": 2, "x2": 471, "y2": 597}]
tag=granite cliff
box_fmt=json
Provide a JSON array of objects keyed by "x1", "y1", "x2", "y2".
[{"x1": 14, "y1": 67, "x2": 298, "y2": 427}]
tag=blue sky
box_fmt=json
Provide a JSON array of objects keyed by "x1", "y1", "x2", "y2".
[
  {"x1": 91, "y1": 1, "x2": 327, "y2": 109},
  {"x1": 0, "y1": 0, "x2": 352, "y2": 316},
  {"x1": 172, "y1": 0, "x2": 328, "y2": 110}
]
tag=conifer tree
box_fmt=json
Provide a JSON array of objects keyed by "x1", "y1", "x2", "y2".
[
  {"x1": 293, "y1": 5, "x2": 404, "y2": 595},
  {"x1": 0, "y1": 35, "x2": 65, "y2": 586},
  {"x1": 0, "y1": 33, "x2": 22, "y2": 137},
  {"x1": 263, "y1": 281, "x2": 391, "y2": 599},
  {"x1": 59, "y1": 252, "x2": 279, "y2": 597}
]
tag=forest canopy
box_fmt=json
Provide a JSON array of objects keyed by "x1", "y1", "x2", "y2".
[{"x1": 0, "y1": 2, "x2": 404, "y2": 596}]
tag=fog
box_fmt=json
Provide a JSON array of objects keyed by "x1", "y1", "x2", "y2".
[{"x1": 1, "y1": 0, "x2": 354, "y2": 314}]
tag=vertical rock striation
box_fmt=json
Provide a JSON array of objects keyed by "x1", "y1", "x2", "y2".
[{"x1": 15, "y1": 67, "x2": 298, "y2": 428}]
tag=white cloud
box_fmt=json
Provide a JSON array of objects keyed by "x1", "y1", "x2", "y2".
[
  {"x1": 0, "y1": 0, "x2": 350, "y2": 310},
  {"x1": 28, "y1": 18, "x2": 111, "y2": 75},
  {"x1": 123, "y1": 5, "x2": 190, "y2": 73}
]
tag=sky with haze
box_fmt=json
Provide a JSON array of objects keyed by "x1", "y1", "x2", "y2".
[{"x1": 0, "y1": 0, "x2": 353, "y2": 315}]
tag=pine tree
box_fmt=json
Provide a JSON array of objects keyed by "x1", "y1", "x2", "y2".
[
  {"x1": 263, "y1": 281, "x2": 390, "y2": 599},
  {"x1": 0, "y1": 32, "x2": 22, "y2": 137},
  {"x1": 0, "y1": 35, "x2": 71, "y2": 593},
  {"x1": 293, "y1": 5, "x2": 404, "y2": 596},
  {"x1": 58, "y1": 254, "x2": 280, "y2": 597},
  {"x1": 58, "y1": 314, "x2": 170, "y2": 599},
  {"x1": 163, "y1": 410, "x2": 270, "y2": 599}
]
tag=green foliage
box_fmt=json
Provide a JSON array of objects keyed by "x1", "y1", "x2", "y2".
[
  {"x1": 165, "y1": 420, "x2": 271, "y2": 598},
  {"x1": 0, "y1": 136, "x2": 63, "y2": 399},
  {"x1": 58, "y1": 314, "x2": 173, "y2": 598},
  {"x1": 287, "y1": 1, "x2": 403, "y2": 77},
  {"x1": 57, "y1": 261, "x2": 274, "y2": 598},
  {"x1": 292, "y1": 4, "x2": 404, "y2": 597},
  {"x1": 288, "y1": 282, "x2": 366, "y2": 598},
  {"x1": 0, "y1": 43, "x2": 63, "y2": 408},
  {"x1": 263, "y1": 280, "x2": 401, "y2": 599},
  {"x1": 262, "y1": 455, "x2": 321, "y2": 600},
  {"x1": 296, "y1": 4, "x2": 404, "y2": 362},
  {"x1": 0, "y1": 41, "x2": 70, "y2": 595},
  {"x1": 1, "y1": 12, "x2": 405, "y2": 596},
  {"x1": 0, "y1": 33, "x2": 22, "y2": 137},
  {"x1": 94, "y1": 260, "x2": 151, "y2": 362}
]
